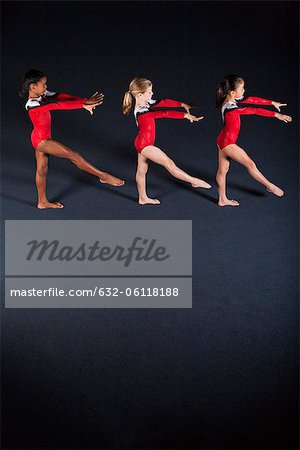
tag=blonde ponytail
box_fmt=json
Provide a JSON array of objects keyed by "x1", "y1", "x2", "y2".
[
  {"x1": 123, "y1": 91, "x2": 133, "y2": 115},
  {"x1": 122, "y1": 77, "x2": 153, "y2": 116}
]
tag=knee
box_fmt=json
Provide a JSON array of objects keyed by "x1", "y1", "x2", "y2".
[
  {"x1": 217, "y1": 166, "x2": 229, "y2": 177},
  {"x1": 137, "y1": 164, "x2": 148, "y2": 176},
  {"x1": 70, "y1": 151, "x2": 83, "y2": 164},
  {"x1": 164, "y1": 158, "x2": 176, "y2": 171},
  {"x1": 36, "y1": 163, "x2": 48, "y2": 177},
  {"x1": 245, "y1": 159, "x2": 257, "y2": 171}
]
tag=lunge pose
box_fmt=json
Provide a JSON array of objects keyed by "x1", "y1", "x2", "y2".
[
  {"x1": 216, "y1": 74, "x2": 292, "y2": 206},
  {"x1": 21, "y1": 70, "x2": 124, "y2": 209},
  {"x1": 123, "y1": 77, "x2": 211, "y2": 205}
]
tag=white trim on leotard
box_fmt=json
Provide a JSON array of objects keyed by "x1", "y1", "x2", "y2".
[
  {"x1": 25, "y1": 90, "x2": 57, "y2": 110},
  {"x1": 134, "y1": 99, "x2": 157, "y2": 125},
  {"x1": 221, "y1": 101, "x2": 238, "y2": 121}
]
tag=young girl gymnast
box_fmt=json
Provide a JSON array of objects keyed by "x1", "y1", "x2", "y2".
[
  {"x1": 123, "y1": 77, "x2": 211, "y2": 205},
  {"x1": 21, "y1": 70, "x2": 124, "y2": 209},
  {"x1": 215, "y1": 74, "x2": 292, "y2": 206}
]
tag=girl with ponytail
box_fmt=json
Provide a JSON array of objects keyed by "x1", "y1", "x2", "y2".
[
  {"x1": 123, "y1": 77, "x2": 211, "y2": 205},
  {"x1": 21, "y1": 70, "x2": 124, "y2": 209},
  {"x1": 215, "y1": 74, "x2": 292, "y2": 206}
]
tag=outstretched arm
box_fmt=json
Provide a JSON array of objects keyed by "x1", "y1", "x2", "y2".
[
  {"x1": 151, "y1": 99, "x2": 183, "y2": 108},
  {"x1": 56, "y1": 92, "x2": 87, "y2": 102},
  {"x1": 30, "y1": 99, "x2": 87, "y2": 112},
  {"x1": 28, "y1": 93, "x2": 103, "y2": 114},
  {"x1": 143, "y1": 110, "x2": 185, "y2": 120},
  {"x1": 238, "y1": 96, "x2": 272, "y2": 105},
  {"x1": 56, "y1": 92, "x2": 104, "y2": 114},
  {"x1": 238, "y1": 107, "x2": 292, "y2": 122},
  {"x1": 150, "y1": 99, "x2": 197, "y2": 114},
  {"x1": 238, "y1": 96, "x2": 287, "y2": 111},
  {"x1": 238, "y1": 106, "x2": 276, "y2": 117},
  {"x1": 55, "y1": 91, "x2": 103, "y2": 102},
  {"x1": 146, "y1": 110, "x2": 203, "y2": 122}
]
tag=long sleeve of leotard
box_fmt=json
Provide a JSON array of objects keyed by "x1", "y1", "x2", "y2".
[
  {"x1": 237, "y1": 107, "x2": 275, "y2": 117},
  {"x1": 146, "y1": 110, "x2": 185, "y2": 119},
  {"x1": 238, "y1": 96, "x2": 272, "y2": 105},
  {"x1": 56, "y1": 92, "x2": 87, "y2": 102},
  {"x1": 151, "y1": 99, "x2": 182, "y2": 108},
  {"x1": 30, "y1": 99, "x2": 86, "y2": 112}
]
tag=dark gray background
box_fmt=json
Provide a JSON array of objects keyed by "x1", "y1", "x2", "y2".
[{"x1": 1, "y1": 1, "x2": 299, "y2": 449}]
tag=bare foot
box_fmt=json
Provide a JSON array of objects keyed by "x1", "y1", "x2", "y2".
[
  {"x1": 138, "y1": 197, "x2": 161, "y2": 205},
  {"x1": 191, "y1": 179, "x2": 211, "y2": 189},
  {"x1": 37, "y1": 201, "x2": 64, "y2": 209},
  {"x1": 99, "y1": 175, "x2": 125, "y2": 187},
  {"x1": 267, "y1": 184, "x2": 284, "y2": 197},
  {"x1": 218, "y1": 198, "x2": 240, "y2": 207}
]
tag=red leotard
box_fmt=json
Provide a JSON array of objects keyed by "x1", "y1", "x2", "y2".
[
  {"x1": 217, "y1": 96, "x2": 276, "y2": 150},
  {"x1": 25, "y1": 91, "x2": 87, "y2": 149},
  {"x1": 134, "y1": 99, "x2": 185, "y2": 153}
]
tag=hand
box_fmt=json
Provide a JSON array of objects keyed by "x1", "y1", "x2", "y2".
[
  {"x1": 184, "y1": 113, "x2": 204, "y2": 123},
  {"x1": 272, "y1": 101, "x2": 287, "y2": 112},
  {"x1": 84, "y1": 92, "x2": 104, "y2": 115},
  {"x1": 83, "y1": 104, "x2": 101, "y2": 115},
  {"x1": 85, "y1": 92, "x2": 104, "y2": 105},
  {"x1": 275, "y1": 113, "x2": 292, "y2": 123},
  {"x1": 182, "y1": 102, "x2": 197, "y2": 113}
]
